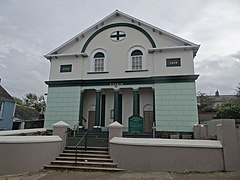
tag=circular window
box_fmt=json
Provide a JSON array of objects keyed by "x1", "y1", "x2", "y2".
[{"x1": 110, "y1": 31, "x2": 126, "y2": 41}]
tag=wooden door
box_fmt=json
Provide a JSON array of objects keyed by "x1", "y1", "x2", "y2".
[
  {"x1": 144, "y1": 111, "x2": 153, "y2": 133},
  {"x1": 88, "y1": 111, "x2": 95, "y2": 130}
]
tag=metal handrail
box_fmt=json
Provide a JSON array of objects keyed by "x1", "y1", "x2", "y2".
[
  {"x1": 75, "y1": 130, "x2": 88, "y2": 165},
  {"x1": 73, "y1": 116, "x2": 87, "y2": 137},
  {"x1": 82, "y1": 116, "x2": 87, "y2": 123}
]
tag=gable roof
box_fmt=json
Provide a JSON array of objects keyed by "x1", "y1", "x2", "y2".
[
  {"x1": 45, "y1": 10, "x2": 200, "y2": 57},
  {"x1": 0, "y1": 84, "x2": 15, "y2": 102}
]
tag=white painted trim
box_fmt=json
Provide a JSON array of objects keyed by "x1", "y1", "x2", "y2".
[
  {"x1": 93, "y1": 126, "x2": 102, "y2": 128},
  {"x1": 110, "y1": 137, "x2": 223, "y2": 149},
  {"x1": 90, "y1": 49, "x2": 108, "y2": 72},
  {"x1": 0, "y1": 101, "x2": 4, "y2": 119},
  {"x1": 0, "y1": 135, "x2": 62, "y2": 144},
  {"x1": 45, "y1": 11, "x2": 119, "y2": 56},
  {"x1": 148, "y1": 45, "x2": 200, "y2": 53},
  {"x1": 143, "y1": 104, "x2": 153, "y2": 111},
  {"x1": 44, "y1": 10, "x2": 199, "y2": 57},
  {"x1": 0, "y1": 128, "x2": 46, "y2": 136},
  {"x1": 115, "y1": 10, "x2": 199, "y2": 46},
  {"x1": 127, "y1": 46, "x2": 147, "y2": 70},
  {"x1": 44, "y1": 53, "x2": 88, "y2": 59}
]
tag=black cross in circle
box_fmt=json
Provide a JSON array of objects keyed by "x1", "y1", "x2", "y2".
[{"x1": 110, "y1": 31, "x2": 126, "y2": 41}]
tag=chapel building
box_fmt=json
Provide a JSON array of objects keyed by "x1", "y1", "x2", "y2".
[{"x1": 44, "y1": 10, "x2": 200, "y2": 133}]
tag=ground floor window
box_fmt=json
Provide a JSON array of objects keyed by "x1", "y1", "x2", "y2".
[{"x1": 0, "y1": 102, "x2": 4, "y2": 119}]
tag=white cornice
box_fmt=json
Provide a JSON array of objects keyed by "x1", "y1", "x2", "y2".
[
  {"x1": 45, "y1": 10, "x2": 199, "y2": 56},
  {"x1": 148, "y1": 45, "x2": 200, "y2": 53},
  {"x1": 44, "y1": 53, "x2": 88, "y2": 60}
]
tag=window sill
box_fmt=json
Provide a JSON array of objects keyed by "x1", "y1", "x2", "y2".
[
  {"x1": 125, "y1": 69, "x2": 148, "y2": 72},
  {"x1": 87, "y1": 71, "x2": 109, "y2": 74},
  {"x1": 166, "y1": 66, "x2": 181, "y2": 68}
]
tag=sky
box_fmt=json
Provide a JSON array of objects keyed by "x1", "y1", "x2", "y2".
[{"x1": 0, "y1": 0, "x2": 240, "y2": 98}]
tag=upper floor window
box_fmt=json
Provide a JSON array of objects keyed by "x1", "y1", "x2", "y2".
[
  {"x1": 131, "y1": 50, "x2": 143, "y2": 70},
  {"x1": 89, "y1": 49, "x2": 108, "y2": 73},
  {"x1": 94, "y1": 52, "x2": 105, "y2": 72},
  {"x1": 128, "y1": 46, "x2": 147, "y2": 71}
]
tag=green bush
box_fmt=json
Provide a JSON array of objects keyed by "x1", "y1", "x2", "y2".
[{"x1": 216, "y1": 106, "x2": 240, "y2": 119}]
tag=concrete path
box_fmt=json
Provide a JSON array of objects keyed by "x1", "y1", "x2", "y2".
[{"x1": 1, "y1": 170, "x2": 240, "y2": 180}]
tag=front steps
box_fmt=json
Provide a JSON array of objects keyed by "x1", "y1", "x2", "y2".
[
  {"x1": 44, "y1": 146, "x2": 125, "y2": 172},
  {"x1": 67, "y1": 132, "x2": 109, "y2": 147}
]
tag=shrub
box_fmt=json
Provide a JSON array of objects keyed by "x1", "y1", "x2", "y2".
[{"x1": 216, "y1": 106, "x2": 240, "y2": 119}]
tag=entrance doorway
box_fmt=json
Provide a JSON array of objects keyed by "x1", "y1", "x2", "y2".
[
  {"x1": 88, "y1": 105, "x2": 96, "y2": 130},
  {"x1": 143, "y1": 104, "x2": 153, "y2": 133},
  {"x1": 88, "y1": 111, "x2": 95, "y2": 130}
]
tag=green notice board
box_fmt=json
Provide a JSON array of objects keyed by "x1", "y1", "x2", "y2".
[{"x1": 129, "y1": 115, "x2": 143, "y2": 132}]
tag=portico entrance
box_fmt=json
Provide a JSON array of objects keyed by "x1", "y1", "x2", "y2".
[{"x1": 79, "y1": 87, "x2": 154, "y2": 133}]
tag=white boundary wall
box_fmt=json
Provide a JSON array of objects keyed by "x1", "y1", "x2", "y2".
[
  {"x1": 0, "y1": 136, "x2": 62, "y2": 175},
  {"x1": 110, "y1": 137, "x2": 224, "y2": 172}
]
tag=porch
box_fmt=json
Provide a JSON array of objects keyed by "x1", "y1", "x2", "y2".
[{"x1": 79, "y1": 87, "x2": 155, "y2": 133}]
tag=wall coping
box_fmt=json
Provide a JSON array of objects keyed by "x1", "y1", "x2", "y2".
[
  {"x1": 110, "y1": 137, "x2": 223, "y2": 148},
  {"x1": 52, "y1": 121, "x2": 70, "y2": 128},
  {"x1": 0, "y1": 128, "x2": 46, "y2": 136},
  {"x1": 0, "y1": 136, "x2": 62, "y2": 144},
  {"x1": 108, "y1": 121, "x2": 124, "y2": 128}
]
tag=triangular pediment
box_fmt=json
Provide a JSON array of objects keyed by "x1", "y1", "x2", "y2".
[{"x1": 45, "y1": 10, "x2": 199, "y2": 58}]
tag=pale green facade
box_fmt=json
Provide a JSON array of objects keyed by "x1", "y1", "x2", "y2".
[
  {"x1": 155, "y1": 82, "x2": 198, "y2": 132},
  {"x1": 45, "y1": 82, "x2": 198, "y2": 132},
  {"x1": 45, "y1": 86, "x2": 81, "y2": 129}
]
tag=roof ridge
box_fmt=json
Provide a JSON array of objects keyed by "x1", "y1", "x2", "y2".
[{"x1": 45, "y1": 10, "x2": 199, "y2": 57}]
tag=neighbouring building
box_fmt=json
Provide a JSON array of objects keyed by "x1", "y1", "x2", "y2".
[
  {"x1": 44, "y1": 10, "x2": 200, "y2": 133},
  {"x1": 198, "y1": 90, "x2": 238, "y2": 123},
  {"x1": 210, "y1": 90, "x2": 237, "y2": 108},
  {"x1": 0, "y1": 83, "x2": 15, "y2": 130},
  {"x1": 12, "y1": 105, "x2": 44, "y2": 130}
]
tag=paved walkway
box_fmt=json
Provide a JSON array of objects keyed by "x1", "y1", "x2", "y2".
[{"x1": 1, "y1": 170, "x2": 240, "y2": 180}]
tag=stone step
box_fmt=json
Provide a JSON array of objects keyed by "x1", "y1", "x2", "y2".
[
  {"x1": 66, "y1": 137, "x2": 108, "y2": 147},
  {"x1": 63, "y1": 149, "x2": 109, "y2": 154},
  {"x1": 51, "y1": 160, "x2": 117, "y2": 168},
  {"x1": 56, "y1": 156, "x2": 113, "y2": 162},
  {"x1": 66, "y1": 146, "x2": 108, "y2": 151},
  {"x1": 44, "y1": 165, "x2": 125, "y2": 172},
  {"x1": 59, "y1": 152, "x2": 111, "y2": 159}
]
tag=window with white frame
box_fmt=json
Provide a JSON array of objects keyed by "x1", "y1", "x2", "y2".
[
  {"x1": 94, "y1": 52, "x2": 104, "y2": 72},
  {"x1": 128, "y1": 47, "x2": 146, "y2": 71},
  {"x1": 0, "y1": 102, "x2": 3, "y2": 119},
  {"x1": 131, "y1": 50, "x2": 143, "y2": 70},
  {"x1": 90, "y1": 50, "x2": 107, "y2": 73}
]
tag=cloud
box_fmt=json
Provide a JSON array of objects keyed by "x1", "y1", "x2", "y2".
[
  {"x1": 230, "y1": 51, "x2": 240, "y2": 60},
  {"x1": 0, "y1": 0, "x2": 240, "y2": 98},
  {"x1": 196, "y1": 51, "x2": 240, "y2": 95}
]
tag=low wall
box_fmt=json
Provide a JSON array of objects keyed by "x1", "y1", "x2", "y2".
[
  {"x1": 0, "y1": 128, "x2": 46, "y2": 136},
  {"x1": 109, "y1": 137, "x2": 224, "y2": 172},
  {"x1": 0, "y1": 136, "x2": 62, "y2": 175}
]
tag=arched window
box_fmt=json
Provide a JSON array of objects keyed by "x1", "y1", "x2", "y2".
[
  {"x1": 94, "y1": 52, "x2": 105, "y2": 72},
  {"x1": 128, "y1": 46, "x2": 146, "y2": 71},
  {"x1": 131, "y1": 50, "x2": 143, "y2": 70}
]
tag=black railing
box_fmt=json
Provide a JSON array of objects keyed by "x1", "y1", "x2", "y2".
[
  {"x1": 75, "y1": 130, "x2": 88, "y2": 165},
  {"x1": 81, "y1": 116, "x2": 87, "y2": 124},
  {"x1": 73, "y1": 116, "x2": 87, "y2": 137}
]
